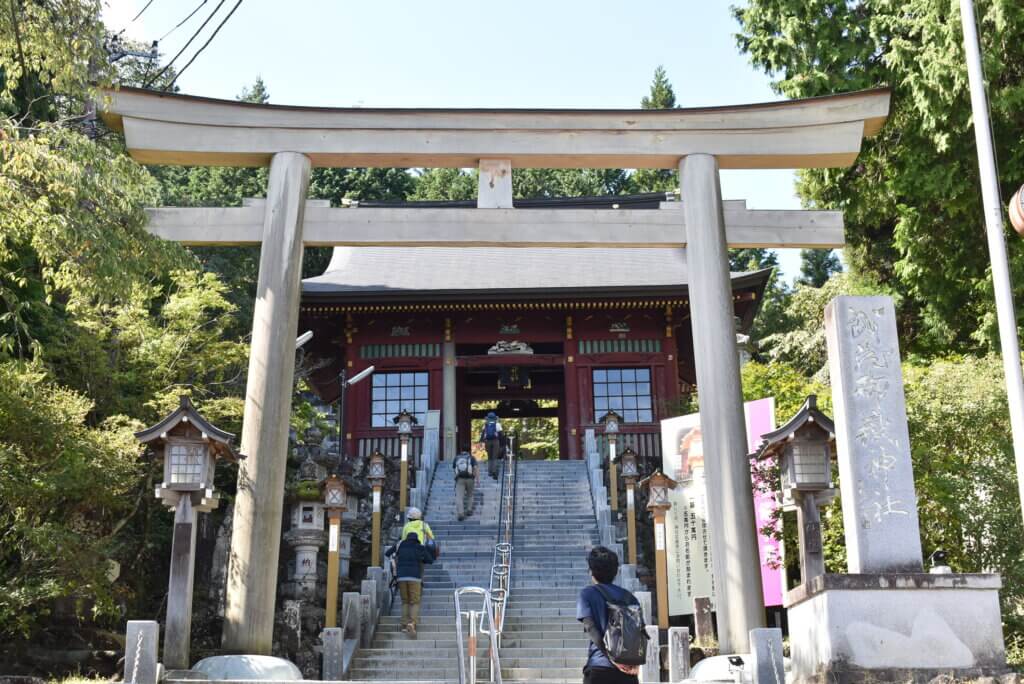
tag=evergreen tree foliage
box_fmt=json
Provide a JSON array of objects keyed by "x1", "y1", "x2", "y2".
[
  {"x1": 633, "y1": 66, "x2": 679, "y2": 194},
  {"x1": 798, "y1": 248, "x2": 842, "y2": 287},
  {"x1": 410, "y1": 168, "x2": 477, "y2": 201},
  {"x1": 641, "y1": 65, "x2": 676, "y2": 109},
  {"x1": 734, "y1": 0, "x2": 1024, "y2": 353}
]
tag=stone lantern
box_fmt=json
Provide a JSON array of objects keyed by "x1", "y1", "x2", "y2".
[
  {"x1": 135, "y1": 396, "x2": 237, "y2": 671},
  {"x1": 322, "y1": 474, "x2": 348, "y2": 628},
  {"x1": 600, "y1": 410, "x2": 623, "y2": 513},
  {"x1": 641, "y1": 469, "x2": 677, "y2": 629},
  {"x1": 368, "y1": 450, "x2": 387, "y2": 567},
  {"x1": 283, "y1": 457, "x2": 326, "y2": 599},
  {"x1": 754, "y1": 394, "x2": 836, "y2": 583},
  {"x1": 393, "y1": 409, "x2": 418, "y2": 515},
  {"x1": 620, "y1": 446, "x2": 640, "y2": 565}
]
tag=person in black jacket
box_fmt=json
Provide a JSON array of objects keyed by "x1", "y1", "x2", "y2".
[{"x1": 385, "y1": 531, "x2": 435, "y2": 637}]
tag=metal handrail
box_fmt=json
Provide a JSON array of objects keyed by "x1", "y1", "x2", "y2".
[
  {"x1": 453, "y1": 435, "x2": 518, "y2": 684},
  {"x1": 488, "y1": 434, "x2": 517, "y2": 634},
  {"x1": 454, "y1": 587, "x2": 503, "y2": 684}
]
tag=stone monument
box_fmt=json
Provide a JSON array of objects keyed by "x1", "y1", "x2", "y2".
[{"x1": 786, "y1": 296, "x2": 1008, "y2": 682}]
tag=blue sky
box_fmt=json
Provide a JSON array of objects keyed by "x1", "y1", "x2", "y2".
[{"x1": 104, "y1": 0, "x2": 825, "y2": 282}]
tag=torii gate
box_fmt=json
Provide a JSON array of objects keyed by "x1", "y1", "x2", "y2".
[{"x1": 101, "y1": 86, "x2": 889, "y2": 656}]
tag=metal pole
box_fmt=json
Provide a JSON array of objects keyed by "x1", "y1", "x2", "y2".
[
  {"x1": 468, "y1": 610, "x2": 478, "y2": 684},
  {"x1": 960, "y1": 0, "x2": 1024, "y2": 527},
  {"x1": 337, "y1": 369, "x2": 347, "y2": 468}
]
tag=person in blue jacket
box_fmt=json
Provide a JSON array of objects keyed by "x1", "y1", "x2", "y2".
[{"x1": 385, "y1": 530, "x2": 435, "y2": 637}]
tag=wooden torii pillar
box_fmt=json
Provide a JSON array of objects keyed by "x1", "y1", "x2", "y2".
[{"x1": 100, "y1": 86, "x2": 889, "y2": 655}]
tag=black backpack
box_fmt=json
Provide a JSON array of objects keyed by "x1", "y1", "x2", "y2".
[{"x1": 594, "y1": 584, "x2": 648, "y2": 666}]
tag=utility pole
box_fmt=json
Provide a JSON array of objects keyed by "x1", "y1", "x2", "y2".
[{"x1": 959, "y1": 0, "x2": 1024, "y2": 528}]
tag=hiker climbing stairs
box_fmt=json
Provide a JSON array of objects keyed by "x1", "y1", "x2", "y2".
[
  {"x1": 347, "y1": 463, "x2": 500, "y2": 681},
  {"x1": 347, "y1": 458, "x2": 598, "y2": 683}
]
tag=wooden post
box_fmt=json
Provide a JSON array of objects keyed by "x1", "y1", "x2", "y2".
[
  {"x1": 608, "y1": 438, "x2": 619, "y2": 513},
  {"x1": 626, "y1": 480, "x2": 638, "y2": 565},
  {"x1": 325, "y1": 509, "x2": 342, "y2": 628},
  {"x1": 164, "y1": 495, "x2": 198, "y2": 670},
  {"x1": 796, "y1": 492, "x2": 825, "y2": 583},
  {"x1": 371, "y1": 484, "x2": 383, "y2": 567},
  {"x1": 399, "y1": 436, "x2": 410, "y2": 514},
  {"x1": 654, "y1": 508, "x2": 670, "y2": 629},
  {"x1": 693, "y1": 596, "x2": 715, "y2": 647}
]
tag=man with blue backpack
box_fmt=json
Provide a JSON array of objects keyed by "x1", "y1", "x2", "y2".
[
  {"x1": 479, "y1": 411, "x2": 503, "y2": 479},
  {"x1": 577, "y1": 546, "x2": 647, "y2": 684}
]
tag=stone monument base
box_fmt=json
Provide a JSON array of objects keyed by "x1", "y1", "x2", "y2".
[{"x1": 786, "y1": 573, "x2": 1008, "y2": 684}]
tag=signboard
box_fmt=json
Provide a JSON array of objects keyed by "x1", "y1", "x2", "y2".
[{"x1": 661, "y1": 398, "x2": 781, "y2": 615}]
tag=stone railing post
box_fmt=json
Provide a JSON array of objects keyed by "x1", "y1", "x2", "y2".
[
  {"x1": 123, "y1": 621, "x2": 160, "y2": 684},
  {"x1": 640, "y1": 624, "x2": 661, "y2": 683},
  {"x1": 749, "y1": 628, "x2": 784, "y2": 684},
  {"x1": 668, "y1": 626, "x2": 691, "y2": 682}
]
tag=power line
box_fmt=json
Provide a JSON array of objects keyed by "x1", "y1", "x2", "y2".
[
  {"x1": 167, "y1": 0, "x2": 245, "y2": 89},
  {"x1": 131, "y1": 0, "x2": 157, "y2": 22},
  {"x1": 159, "y1": 0, "x2": 209, "y2": 41},
  {"x1": 145, "y1": 0, "x2": 228, "y2": 88}
]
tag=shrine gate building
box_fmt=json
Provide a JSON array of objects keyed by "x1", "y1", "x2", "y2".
[{"x1": 299, "y1": 193, "x2": 770, "y2": 463}]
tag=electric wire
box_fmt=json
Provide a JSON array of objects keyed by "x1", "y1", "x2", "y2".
[
  {"x1": 159, "y1": 0, "x2": 209, "y2": 41},
  {"x1": 167, "y1": 0, "x2": 245, "y2": 89},
  {"x1": 144, "y1": 0, "x2": 228, "y2": 88},
  {"x1": 130, "y1": 0, "x2": 157, "y2": 23}
]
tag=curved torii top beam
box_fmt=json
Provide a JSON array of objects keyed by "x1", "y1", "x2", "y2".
[{"x1": 99, "y1": 86, "x2": 890, "y2": 170}]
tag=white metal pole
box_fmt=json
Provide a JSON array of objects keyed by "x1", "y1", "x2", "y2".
[{"x1": 960, "y1": 0, "x2": 1024, "y2": 528}]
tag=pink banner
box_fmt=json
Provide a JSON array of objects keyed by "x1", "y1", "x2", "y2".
[{"x1": 743, "y1": 398, "x2": 783, "y2": 607}]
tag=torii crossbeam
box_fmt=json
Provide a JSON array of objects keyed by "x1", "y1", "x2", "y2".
[{"x1": 101, "y1": 86, "x2": 889, "y2": 656}]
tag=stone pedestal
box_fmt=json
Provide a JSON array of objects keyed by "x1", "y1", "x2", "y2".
[
  {"x1": 786, "y1": 573, "x2": 1007, "y2": 683},
  {"x1": 283, "y1": 527, "x2": 326, "y2": 598}
]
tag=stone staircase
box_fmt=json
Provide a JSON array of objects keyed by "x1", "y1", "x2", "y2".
[
  {"x1": 499, "y1": 460, "x2": 596, "y2": 682},
  {"x1": 347, "y1": 463, "x2": 500, "y2": 681},
  {"x1": 347, "y1": 459, "x2": 597, "y2": 683}
]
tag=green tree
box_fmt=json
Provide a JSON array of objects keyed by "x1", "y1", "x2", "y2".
[
  {"x1": 733, "y1": 0, "x2": 1024, "y2": 353},
  {"x1": 633, "y1": 66, "x2": 679, "y2": 194},
  {"x1": 410, "y1": 168, "x2": 477, "y2": 201},
  {"x1": 513, "y1": 168, "x2": 631, "y2": 198},
  {"x1": 0, "y1": 119, "x2": 185, "y2": 355},
  {"x1": 798, "y1": 249, "x2": 842, "y2": 287},
  {"x1": 0, "y1": 0, "x2": 109, "y2": 123},
  {"x1": 758, "y1": 272, "x2": 883, "y2": 377},
  {"x1": 641, "y1": 65, "x2": 676, "y2": 109},
  {"x1": 0, "y1": 361, "x2": 142, "y2": 638}
]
